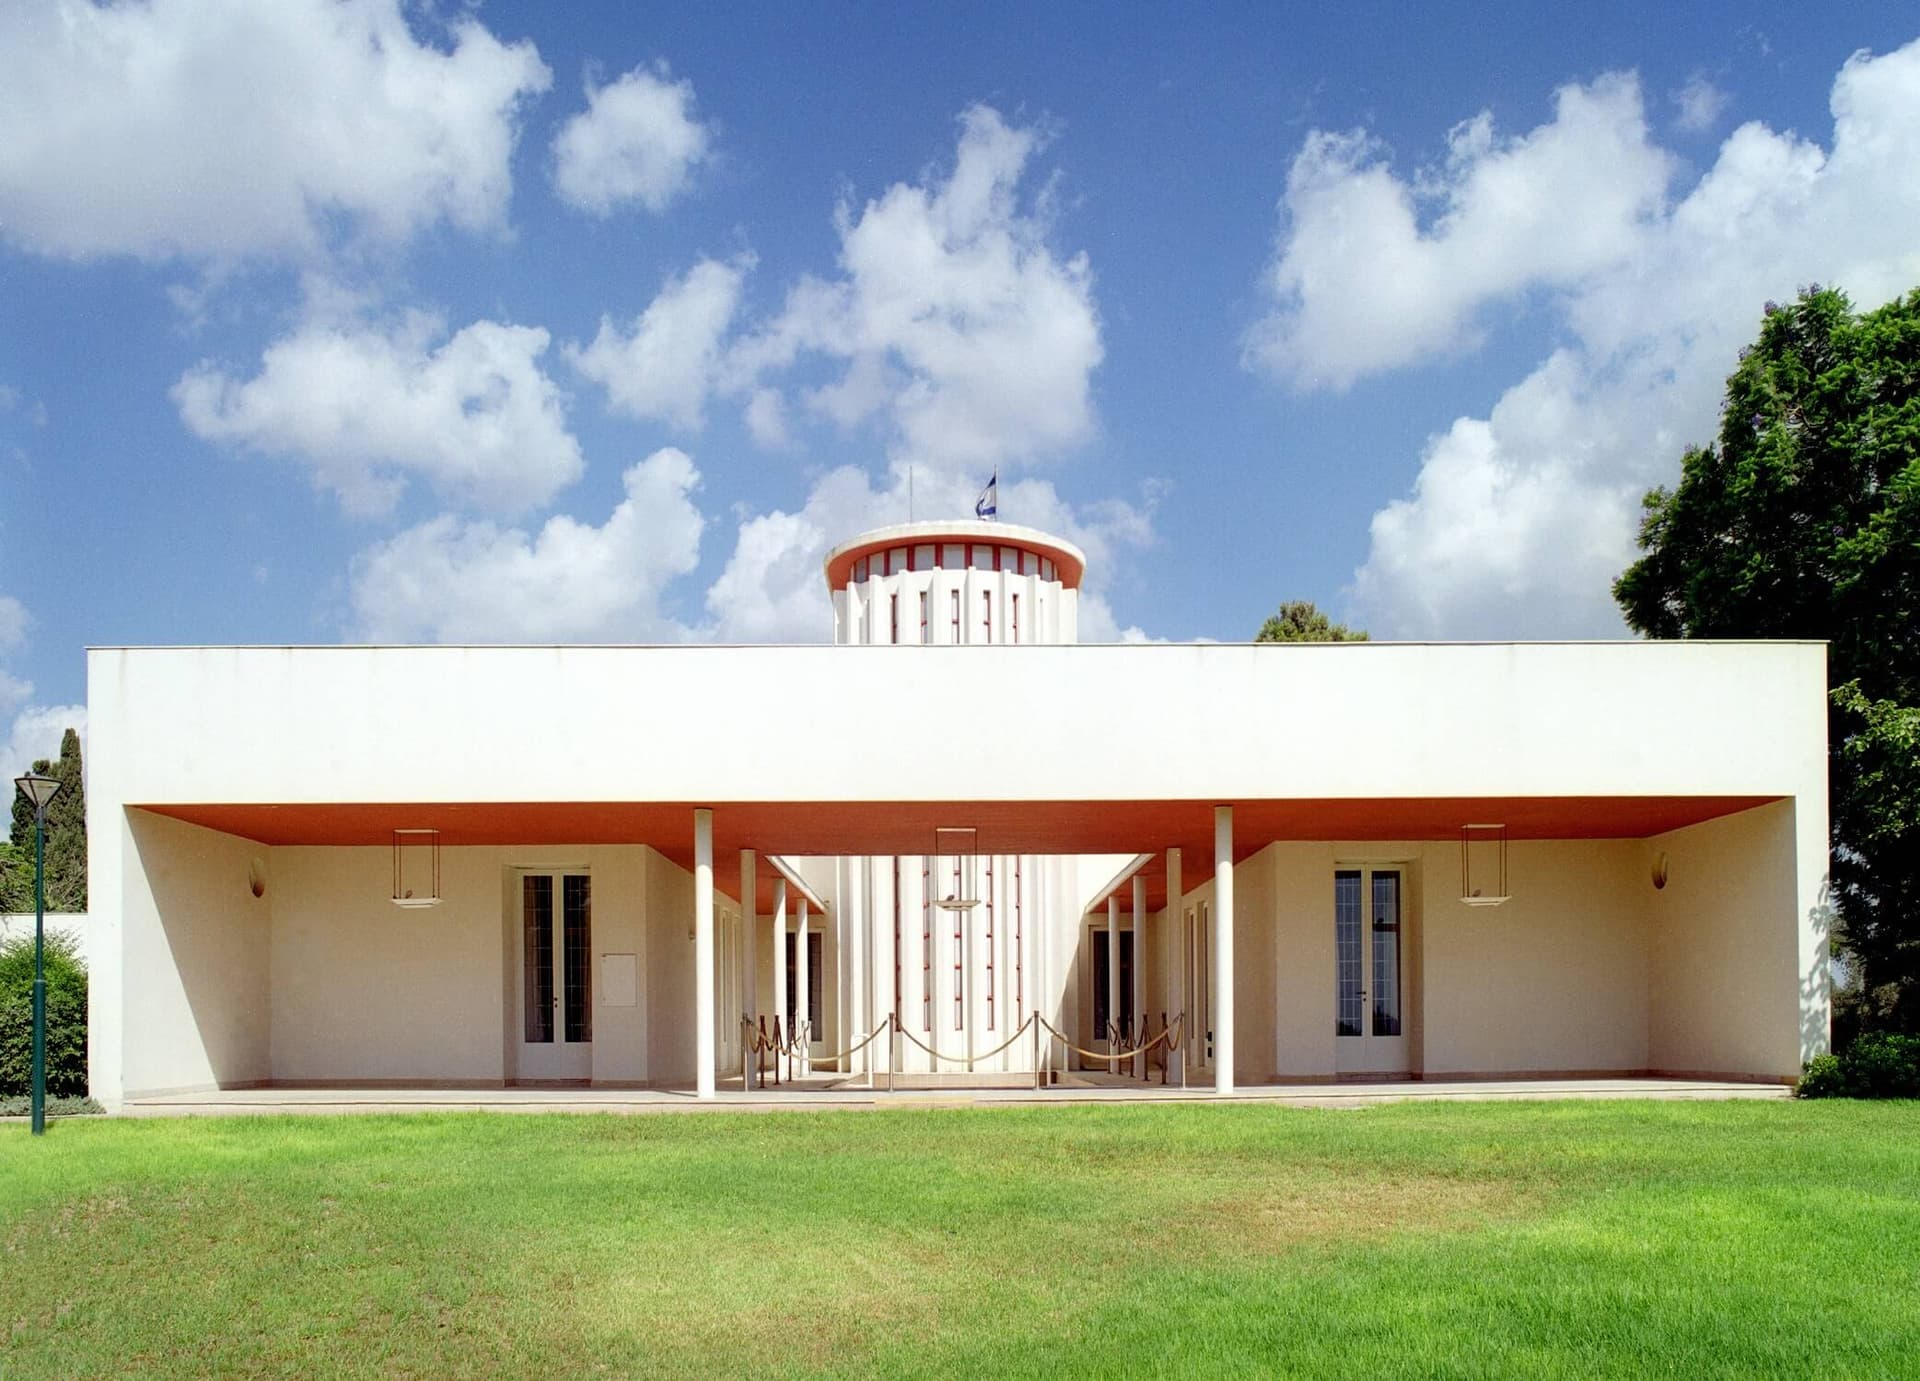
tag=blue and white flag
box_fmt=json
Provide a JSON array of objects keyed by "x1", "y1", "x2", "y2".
[{"x1": 974, "y1": 471, "x2": 997, "y2": 519}]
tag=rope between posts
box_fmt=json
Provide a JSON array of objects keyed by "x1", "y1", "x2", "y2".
[
  {"x1": 894, "y1": 1011, "x2": 1038, "y2": 1066},
  {"x1": 809, "y1": 1014, "x2": 894, "y2": 1065},
  {"x1": 1038, "y1": 1013, "x2": 1183, "y2": 1066}
]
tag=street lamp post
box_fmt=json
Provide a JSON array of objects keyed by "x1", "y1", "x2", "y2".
[{"x1": 14, "y1": 772, "x2": 61, "y2": 1136}]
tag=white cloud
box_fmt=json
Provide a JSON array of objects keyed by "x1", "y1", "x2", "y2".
[
  {"x1": 349, "y1": 448, "x2": 704, "y2": 642},
  {"x1": 0, "y1": 594, "x2": 82, "y2": 785},
  {"x1": 727, "y1": 105, "x2": 1103, "y2": 470},
  {"x1": 1330, "y1": 39, "x2": 1920, "y2": 637},
  {"x1": 0, "y1": 0, "x2": 550, "y2": 264},
  {"x1": 694, "y1": 106, "x2": 1147, "y2": 642},
  {"x1": 703, "y1": 463, "x2": 1155, "y2": 642},
  {"x1": 174, "y1": 311, "x2": 583, "y2": 517},
  {"x1": 1245, "y1": 73, "x2": 1674, "y2": 390},
  {"x1": 0, "y1": 596, "x2": 27, "y2": 651},
  {"x1": 565, "y1": 256, "x2": 751, "y2": 430},
  {"x1": 1674, "y1": 74, "x2": 1731, "y2": 133},
  {"x1": 551, "y1": 62, "x2": 714, "y2": 216},
  {"x1": 2, "y1": 703, "x2": 85, "y2": 787},
  {"x1": 743, "y1": 388, "x2": 792, "y2": 450}
]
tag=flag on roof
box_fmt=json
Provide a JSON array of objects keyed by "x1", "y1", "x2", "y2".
[{"x1": 975, "y1": 471, "x2": 997, "y2": 520}]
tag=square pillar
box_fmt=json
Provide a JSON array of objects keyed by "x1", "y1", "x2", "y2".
[
  {"x1": 1214, "y1": 805, "x2": 1234, "y2": 1095},
  {"x1": 772, "y1": 877, "x2": 789, "y2": 1045},
  {"x1": 1165, "y1": 846, "x2": 1183, "y2": 1083},
  {"x1": 739, "y1": 848, "x2": 757, "y2": 1088},
  {"x1": 1131, "y1": 874, "x2": 1147, "y2": 1077},
  {"x1": 694, "y1": 808, "x2": 716, "y2": 1100}
]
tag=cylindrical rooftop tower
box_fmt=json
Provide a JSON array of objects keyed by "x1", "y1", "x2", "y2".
[{"x1": 821, "y1": 519, "x2": 1087, "y2": 646}]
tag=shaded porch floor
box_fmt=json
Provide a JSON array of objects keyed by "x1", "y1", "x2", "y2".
[{"x1": 117, "y1": 1075, "x2": 1789, "y2": 1117}]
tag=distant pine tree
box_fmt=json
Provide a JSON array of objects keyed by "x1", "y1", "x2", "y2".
[
  {"x1": 1254, "y1": 601, "x2": 1369, "y2": 643},
  {"x1": 9, "y1": 728, "x2": 85, "y2": 912}
]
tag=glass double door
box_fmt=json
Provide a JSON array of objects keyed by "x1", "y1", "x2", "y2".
[
  {"x1": 1334, "y1": 868, "x2": 1407, "y2": 1075},
  {"x1": 519, "y1": 872, "x2": 591, "y2": 1081}
]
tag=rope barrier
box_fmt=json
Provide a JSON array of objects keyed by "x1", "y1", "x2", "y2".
[
  {"x1": 1037, "y1": 1013, "x2": 1183, "y2": 1068},
  {"x1": 893, "y1": 1012, "x2": 1038, "y2": 1067},
  {"x1": 734, "y1": 1009, "x2": 1191, "y2": 1090}
]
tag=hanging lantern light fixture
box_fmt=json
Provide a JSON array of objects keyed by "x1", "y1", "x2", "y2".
[
  {"x1": 932, "y1": 826, "x2": 981, "y2": 911},
  {"x1": 392, "y1": 828, "x2": 443, "y2": 908},
  {"x1": 1459, "y1": 823, "x2": 1510, "y2": 907}
]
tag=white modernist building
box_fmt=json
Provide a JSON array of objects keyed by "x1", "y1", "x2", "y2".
[{"x1": 86, "y1": 519, "x2": 1831, "y2": 1104}]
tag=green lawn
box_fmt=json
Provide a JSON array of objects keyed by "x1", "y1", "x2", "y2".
[{"x1": 3, "y1": 1100, "x2": 1917, "y2": 1377}]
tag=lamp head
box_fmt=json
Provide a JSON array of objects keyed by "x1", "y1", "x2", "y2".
[{"x1": 13, "y1": 772, "x2": 59, "y2": 815}]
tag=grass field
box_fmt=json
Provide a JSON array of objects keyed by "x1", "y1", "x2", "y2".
[{"x1": 3, "y1": 1100, "x2": 1918, "y2": 1377}]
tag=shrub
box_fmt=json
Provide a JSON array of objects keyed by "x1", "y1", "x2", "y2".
[
  {"x1": 0, "y1": 930, "x2": 87, "y2": 1098},
  {"x1": 1796, "y1": 1032, "x2": 1920, "y2": 1098},
  {"x1": 1843, "y1": 1032, "x2": 1920, "y2": 1098},
  {"x1": 1796, "y1": 1053, "x2": 1848, "y2": 1098}
]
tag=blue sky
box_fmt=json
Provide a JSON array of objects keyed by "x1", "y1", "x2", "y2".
[{"x1": 2, "y1": 1, "x2": 1919, "y2": 775}]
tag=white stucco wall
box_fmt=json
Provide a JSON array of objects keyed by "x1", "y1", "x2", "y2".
[
  {"x1": 115, "y1": 812, "x2": 271, "y2": 1097},
  {"x1": 1648, "y1": 800, "x2": 1817, "y2": 1080},
  {"x1": 1417, "y1": 840, "x2": 1650, "y2": 1077}
]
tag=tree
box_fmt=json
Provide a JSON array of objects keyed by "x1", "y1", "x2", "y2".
[
  {"x1": 7, "y1": 727, "x2": 86, "y2": 913},
  {"x1": 1614, "y1": 284, "x2": 1920, "y2": 1041},
  {"x1": 1254, "y1": 601, "x2": 1369, "y2": 643}
]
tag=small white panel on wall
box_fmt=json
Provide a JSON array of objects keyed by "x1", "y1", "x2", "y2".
[{"x1": 602, "y1": 953, "x2": 638, "y2": 1008}]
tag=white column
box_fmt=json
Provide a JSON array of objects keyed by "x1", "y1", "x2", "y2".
[
  {"x1": 1132, "y1": 873, "x2": 1147, "y2": 1078},
  {"x1": 871, "y1": 857, "x2": 897, "y2": 1077},
  {"x1": 1166, "y1": 846, "x2": 1183, "y2": 1082},
  {"x1": 694, "y1": 808, "x2": 716, "y2": 1100},
  {"x1": 796, "y1": 895, "x2": 812, "y2": 1075},
  {"x1": 846, "y1": 858, "x2": 867, "y2": 1075},
  {"x1": 1106, "y1": 892, "x2": 1119, "y2": 1062},
  {"x1": 739, "y1": 848, "x2": 757, "y2": 1087},
  {"x1": 1214, "y1": 805, "x2": 1234, "y2": 1095},
  {"x1": 772, "y1": 877, "x2": 789, "y2": 1047}
]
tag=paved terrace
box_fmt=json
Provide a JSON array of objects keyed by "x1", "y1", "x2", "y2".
[{"x1": 111, "y1": 1076, "x2": 1790, "y2": 1117}]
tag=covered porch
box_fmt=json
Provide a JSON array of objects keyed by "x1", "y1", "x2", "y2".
[{"x1": 109, "y1": 787, "x2": 1814, "y2": 1101}]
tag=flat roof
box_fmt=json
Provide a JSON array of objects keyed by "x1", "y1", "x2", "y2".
[{"x1": 821, "y1": 520, "x2": 1087, "y2": 590}]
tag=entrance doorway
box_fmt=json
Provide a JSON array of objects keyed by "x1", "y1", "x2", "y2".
[
  {"x1": 1334, "y1": 867, "x2": 1408, "y2": 1075},
  {"x1": 518, "y1": 872, "x2": 592, "y2": 1081},
  {"x1": 1090, "y1": 927, "x2": 1134, "y2": 1049},
  {"x1": 785, "y1": 928, "x2": 823, "y2": 1051}
]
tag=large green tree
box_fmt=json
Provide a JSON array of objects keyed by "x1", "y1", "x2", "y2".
[
  {"x1": 1255, "y1": 601, "x2": 1369, "y2": 643},
  {"x1": 5, "y1": 727, "x2": 86, "y2": 913},
  {"x1": 1614, "y1": 285, "x2": 1920, "y2": 1041}
]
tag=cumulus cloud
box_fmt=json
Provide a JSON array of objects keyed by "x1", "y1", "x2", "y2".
[
  {"x1": 551, "y1": 62, "x2": 714, "y2": 215},
  {"x1": 0, "y1": 596, "x2": 83, "y2": 784},
  {"x1": 565, "y1": 256, "x2": 751, "y2": 430},
  {"x1": 174, "y1": 311, "x2": 583, "y2": 516},
  {"x1": 1673, "y1": 73, "x2": 1731, "y2": 133},
  {"x1": 2, "y1": 702, "x2": 85, "y2": 787},
  {"x1": 1320, "y1": 39, "x2": 1920, "y2": 637},
  {"x1": 0, "y1": 0, "x2": 550, "y2": 264},
  {"x1": 1246, "y1": 73, "x2": 1674, "y2": 390},
  {"x1": 725, "y1": 104, "x2": 1103, "y2": 471},
  {"x1": 349, "y1": 448, "x2": 704, "y2": 642}
]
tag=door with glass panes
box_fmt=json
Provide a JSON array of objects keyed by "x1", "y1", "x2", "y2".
[
  {"x1": 518, "y1": 872, "x2": 592, "y2": 1080},
  {"x1": 1333, "y1": 867, "x2": 1408, "y2": 1074}
]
